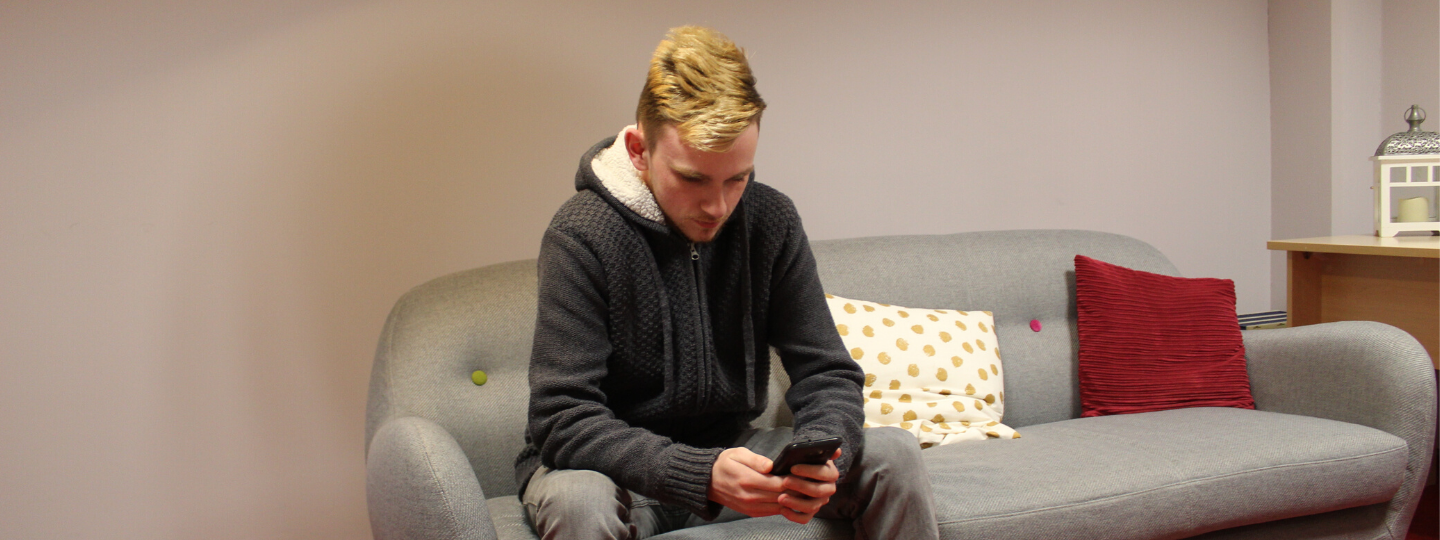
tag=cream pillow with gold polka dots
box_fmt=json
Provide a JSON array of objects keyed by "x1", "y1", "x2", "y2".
[{"x1": 826, "y1": 293, "x2": 1019, "y2": 447}]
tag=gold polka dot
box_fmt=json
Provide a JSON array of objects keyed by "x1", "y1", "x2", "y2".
[
  {"x1": 978, "y1": 368, "x2": 989, "y2": 381},
  {"x1": 863, "y1": 397, "x2": 869, "y2": 404},
  {"x1": 825, "y1": 293, "x2": 834, "y2": 299},
  {"x1": 984, "y1": 394, "x2": 996, "y2": 404},
  {"x1": 837, "y1": 324, "x2": 849, "y2": 336},
  {"x1": 983, "y1": 311, "x2": 991, "y2": 316},
  {"x1": 961, "y1": 420, "x2": 972, "y2": 427},
  {"x1": 883, "y1": 318, "x2": 895, "y2": 327},
  {"x1": 900, "y1": 422, "x2": 913, "y2": 430},
  {"x1": 870, "y1": 390, "x2": 882, "y2": 398},
  {"x1": 939, "y1": 388, "x2": 952, "y2": 396},
  {"x1": 899, "y1": 394, "x2": 912, "y2": 403},
  {"x1": 931, "y1": 414, "x2": 946, "y2": 423},
  {"x1": 936, "y1": 367, "x2": 948, "y2": 381},
  {"x1": 958, "y1": 311, "x2": 969, "y2": 316},
  {"x1": 902, "y1": 410, "x2": 918, "y2": 421},
  {"x1": 991, "y1": 364, "x2": 999, "y2": 375},
  {"x1": 920, "y1": 442, "x2": 934, "y2": 449},
  {"x1": 951, "y1": 356, "x2": 963, "y2": 367},
  {"x1": 939, "y1": 331, "x2": 952, "y2": 342},
  {"x1": 877, "y1": 352, "x2": 892, "y2": 365},
  {"x1": 952, "y1": 401, "x2": 966, "y2": 412},
  {"x1": 898, "y1": 310, "x2": 910, "y2": 318},
  {"x1": 863, "y1": 305, "x2": 875, "y2": 312},
  {"x1": 863, "y1": 326, "x2": 875, "y2": 337},
  {"x1": 907, "y1": 364, "x2": 919, "y2": 377},
  {"x1": 987, "y1": 421, "x2": 998, "y2": 426},
  {"x1": 986, "y1": 431, "x2": 999, "y2": 438},
  {"x1": 995, "y1": 347, "x2": 1001, "y2": 359},
  {"x1": 879, "y1": 303, "x2": 891, "y2": 307},
  {"x1": 881, "y1": 403, "x2": 894, "y2": 415},
  {"x1": 896, "y1": 338, "x2": 909, "y2": 351},
  {"x1": 1012, "y1": 432, "x2": 1022, "y2": 439},
  {"x1": 999, "y1": 391, "x2": 1005, "y2": 403},
  {"x1": 889, "y1": 380, "x2": 901, "y2": 390},
  {"x1": 927, "y1": 314, "x2": 939, "y2": 322},
  {"x1": 962, "y1": 342, "x2": 974, "y2": 354},
  {"x1": 975, "y1": 400, "x2": 985, "y2": 410},
  {"x1": 939, "y1": 422, "x2": 951, "y2": 430},
  {"x1": 980, "y1": 322, "x2": 990, "y2": 333},
  {"x1": 923, "y1": 344, "x2": 936, "y2": 356},
  {"x1": 920, "y1": 423, "x2": 933, "y2": 432},
  {"x1": 863, "y1": 421, "x2": 871, "y2": 428},
  {"x1": 965, "y1": 384, "x2": 976, "y2": 395},
  {"x1": 955, "y1": 320, "x2": 968, "y2": 331},
  {"x1": 864, "y1": 373, "x2": 876, "y2": 387},
  {"x1": 911, "y1": 324, "x2": 924, "y2": 334},
  {"x1": 977, "y1": 340, "x2": 987, "y2": 351},
  {"x1": 850, "y1": 348, "x2": 864, "y2": 360},
  {"x1": 927, "y1": 401, "x2": 938, "y2": 407},
  {"x1": 844, "y1": 303, "x2": 856, "y2": 314}
]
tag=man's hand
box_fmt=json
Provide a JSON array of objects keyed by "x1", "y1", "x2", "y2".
[
  {"x1": 776, "y1": 449, "x2": 840, "y2": 524},
  {"x1": 708, "y1": 447, "x2": 841, "y2": 524}
]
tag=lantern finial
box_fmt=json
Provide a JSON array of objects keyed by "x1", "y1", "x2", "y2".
[{"x1": 1405, "y1": 105, "x2": 1426, "y2": 132}]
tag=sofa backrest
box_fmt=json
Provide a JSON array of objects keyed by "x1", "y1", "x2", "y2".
[{"x1": 365, "y1": 229, "x2": 1178, "y2": 498}]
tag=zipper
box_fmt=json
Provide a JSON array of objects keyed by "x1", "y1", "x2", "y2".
[{"x1": 690, "y1": 242, "x2": 709, "y2": 408}]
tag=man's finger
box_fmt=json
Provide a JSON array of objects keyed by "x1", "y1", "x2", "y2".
[
  {"x1": 781, "y1": 475, "x2": 837, "y2": 499},
  {"x1": 788, "y1": 460, "x2": 839, "y2": 483},
  {"x1": 728, "y1": 447, "x2": 774, "y2": 474}
]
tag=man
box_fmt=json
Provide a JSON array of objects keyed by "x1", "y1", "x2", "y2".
[{"x1": 515, "y1": 26, "x2": 937, "y2": 540}]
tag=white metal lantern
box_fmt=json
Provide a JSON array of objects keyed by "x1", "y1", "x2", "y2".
[{"x1": 1372, "y1": 105, "x2": 1440, "y2": 237}]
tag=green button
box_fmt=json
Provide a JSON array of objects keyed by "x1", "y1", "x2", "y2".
[{"x1": 471, "y1": 370, "x2": 488, "y2": 386}]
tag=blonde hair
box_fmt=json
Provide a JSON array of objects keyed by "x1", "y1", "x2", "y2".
[{"x1": 637, "y1": 26, "x2": 766, "y2": 152}]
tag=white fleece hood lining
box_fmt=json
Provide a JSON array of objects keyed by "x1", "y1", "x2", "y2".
[{"x1": 591, "y1": 127, "x2": 665, "y2": 223}]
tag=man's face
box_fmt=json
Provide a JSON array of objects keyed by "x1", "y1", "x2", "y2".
[{"x1": 626, "y1": 123, "x2": 757, "y2": 243}]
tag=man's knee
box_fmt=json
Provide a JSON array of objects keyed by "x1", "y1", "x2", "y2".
[
  {"x1": 525, "y1": 469, "x2": 632, "y2": 539},
  {"x1": 862, "y1": 427, "x2": 924, "y2": 468}
]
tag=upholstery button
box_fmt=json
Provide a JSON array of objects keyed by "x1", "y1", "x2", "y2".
[
  {"x1": 1029, "y1": 319, "x2": 1042, "y2": 332},
  {"x1": 471, "y1": 370, "x2": 488, "y2": 386}
]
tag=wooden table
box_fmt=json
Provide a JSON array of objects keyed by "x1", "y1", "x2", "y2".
[{"x1": 1268, "y1": 235, "x2": 1439, "y2": 368}]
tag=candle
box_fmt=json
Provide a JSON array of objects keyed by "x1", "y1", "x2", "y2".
[{"x1": 1397, "y1": 197, "x2": 1431, "y2": 222}]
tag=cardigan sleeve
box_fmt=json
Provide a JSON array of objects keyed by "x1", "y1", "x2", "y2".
[
  {"x1": 763, "y1": 213, "x2": 867, "y2": 478},
  {"x1": 526, "y1": 227, "x2": 725, "y2": 518}
]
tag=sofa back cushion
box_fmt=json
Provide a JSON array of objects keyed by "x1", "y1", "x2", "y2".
[{"x1": 810, "y1": 230, "x2": 1177, "y2": 429}]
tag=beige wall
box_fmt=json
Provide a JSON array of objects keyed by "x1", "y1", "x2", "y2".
[
  {"x1": 1267, "y1": 0, "x2": 1440, "y2": 309},
  {"x1": 3, "y1": 1, "x2": 1276, "y2": 538}
]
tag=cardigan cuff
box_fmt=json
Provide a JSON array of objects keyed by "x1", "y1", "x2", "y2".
[{"x1": 659, "y1": 444, "x2": 724, "y2": 519}]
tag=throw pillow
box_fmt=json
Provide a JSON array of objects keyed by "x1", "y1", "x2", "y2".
[
  {"x1": 825, "y1": 294, "x2": 1019, "y2": 448},
  {"x1": 1074, "y1": 255, "x2": 1255, "y2": 417}
]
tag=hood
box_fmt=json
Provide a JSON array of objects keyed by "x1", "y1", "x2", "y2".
[{"x1": 576, "y1": 127, "x2": 667, "y2": 227}]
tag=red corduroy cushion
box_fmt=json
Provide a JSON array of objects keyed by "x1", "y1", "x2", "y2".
[{"x1": 1074, "y1": 255, "x2": 1255, "y2": 417}]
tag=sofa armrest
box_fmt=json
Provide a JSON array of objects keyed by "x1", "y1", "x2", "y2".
[
  {"x1": 368, "y1": 416, "x2": 498, "y2": 540},
  {"x1": 1243, "y1": 321, "x2": 1436, "y2": 534}
]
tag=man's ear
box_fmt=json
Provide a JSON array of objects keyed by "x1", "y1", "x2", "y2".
[{"x1": 623, "y1": 126, "x2": 649, "y2": 173}]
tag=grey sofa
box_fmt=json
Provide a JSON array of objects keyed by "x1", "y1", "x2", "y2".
[{"x1": 366, "y1": 229, "x2": 1436, "y2": 540}]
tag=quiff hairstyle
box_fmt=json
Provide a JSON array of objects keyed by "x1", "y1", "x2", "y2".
[{"x1": 637, "y1": 26, "x2": 766, "y2": 152}]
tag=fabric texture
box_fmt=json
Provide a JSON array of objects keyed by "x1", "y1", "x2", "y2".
[
  {"x1": 923, "y1": 407, "x2": 1408, "y2": 540},
  {"x1": 1073, "y1": 255, "x2": 1254, "y2": 417},
  {"x1": 367, "y1": 416, "x2": 498, "y2": 540},
  {"x1": 824, "y1": 294, "x2": 1017, "y2": 446},
  {"x1": 515, "y1": 134, "x2": 865, "y2": 519}
]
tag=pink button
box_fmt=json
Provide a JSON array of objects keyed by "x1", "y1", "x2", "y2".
[{"x1": 1029, "y1": 319, "x2": 1042, "y2": 332}]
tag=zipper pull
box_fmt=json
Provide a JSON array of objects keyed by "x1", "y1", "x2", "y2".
[{"x1": 690, "y1": 243, "x2": 700, "y2": 261}]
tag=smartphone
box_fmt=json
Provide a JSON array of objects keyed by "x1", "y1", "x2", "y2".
[{"x1": 770, "y1": 437, "x2": 842, "y2": 476}]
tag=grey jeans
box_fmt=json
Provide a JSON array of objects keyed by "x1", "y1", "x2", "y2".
[{"x1": 521, "y1": 426, "x2": 938, "y2": 540}]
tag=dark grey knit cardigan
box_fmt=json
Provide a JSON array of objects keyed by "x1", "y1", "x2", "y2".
[{"x1": 514, "y1": 135, "x2": 865, "y2": 519}]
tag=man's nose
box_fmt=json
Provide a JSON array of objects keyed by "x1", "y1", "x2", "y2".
[{"x1": 700, "y1": 184, "x2": 728, "y2": 218}]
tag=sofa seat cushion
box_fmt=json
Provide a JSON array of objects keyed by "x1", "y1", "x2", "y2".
[{"x1": 924, "y1": 407, "x2": 1407, "y2": 540}]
